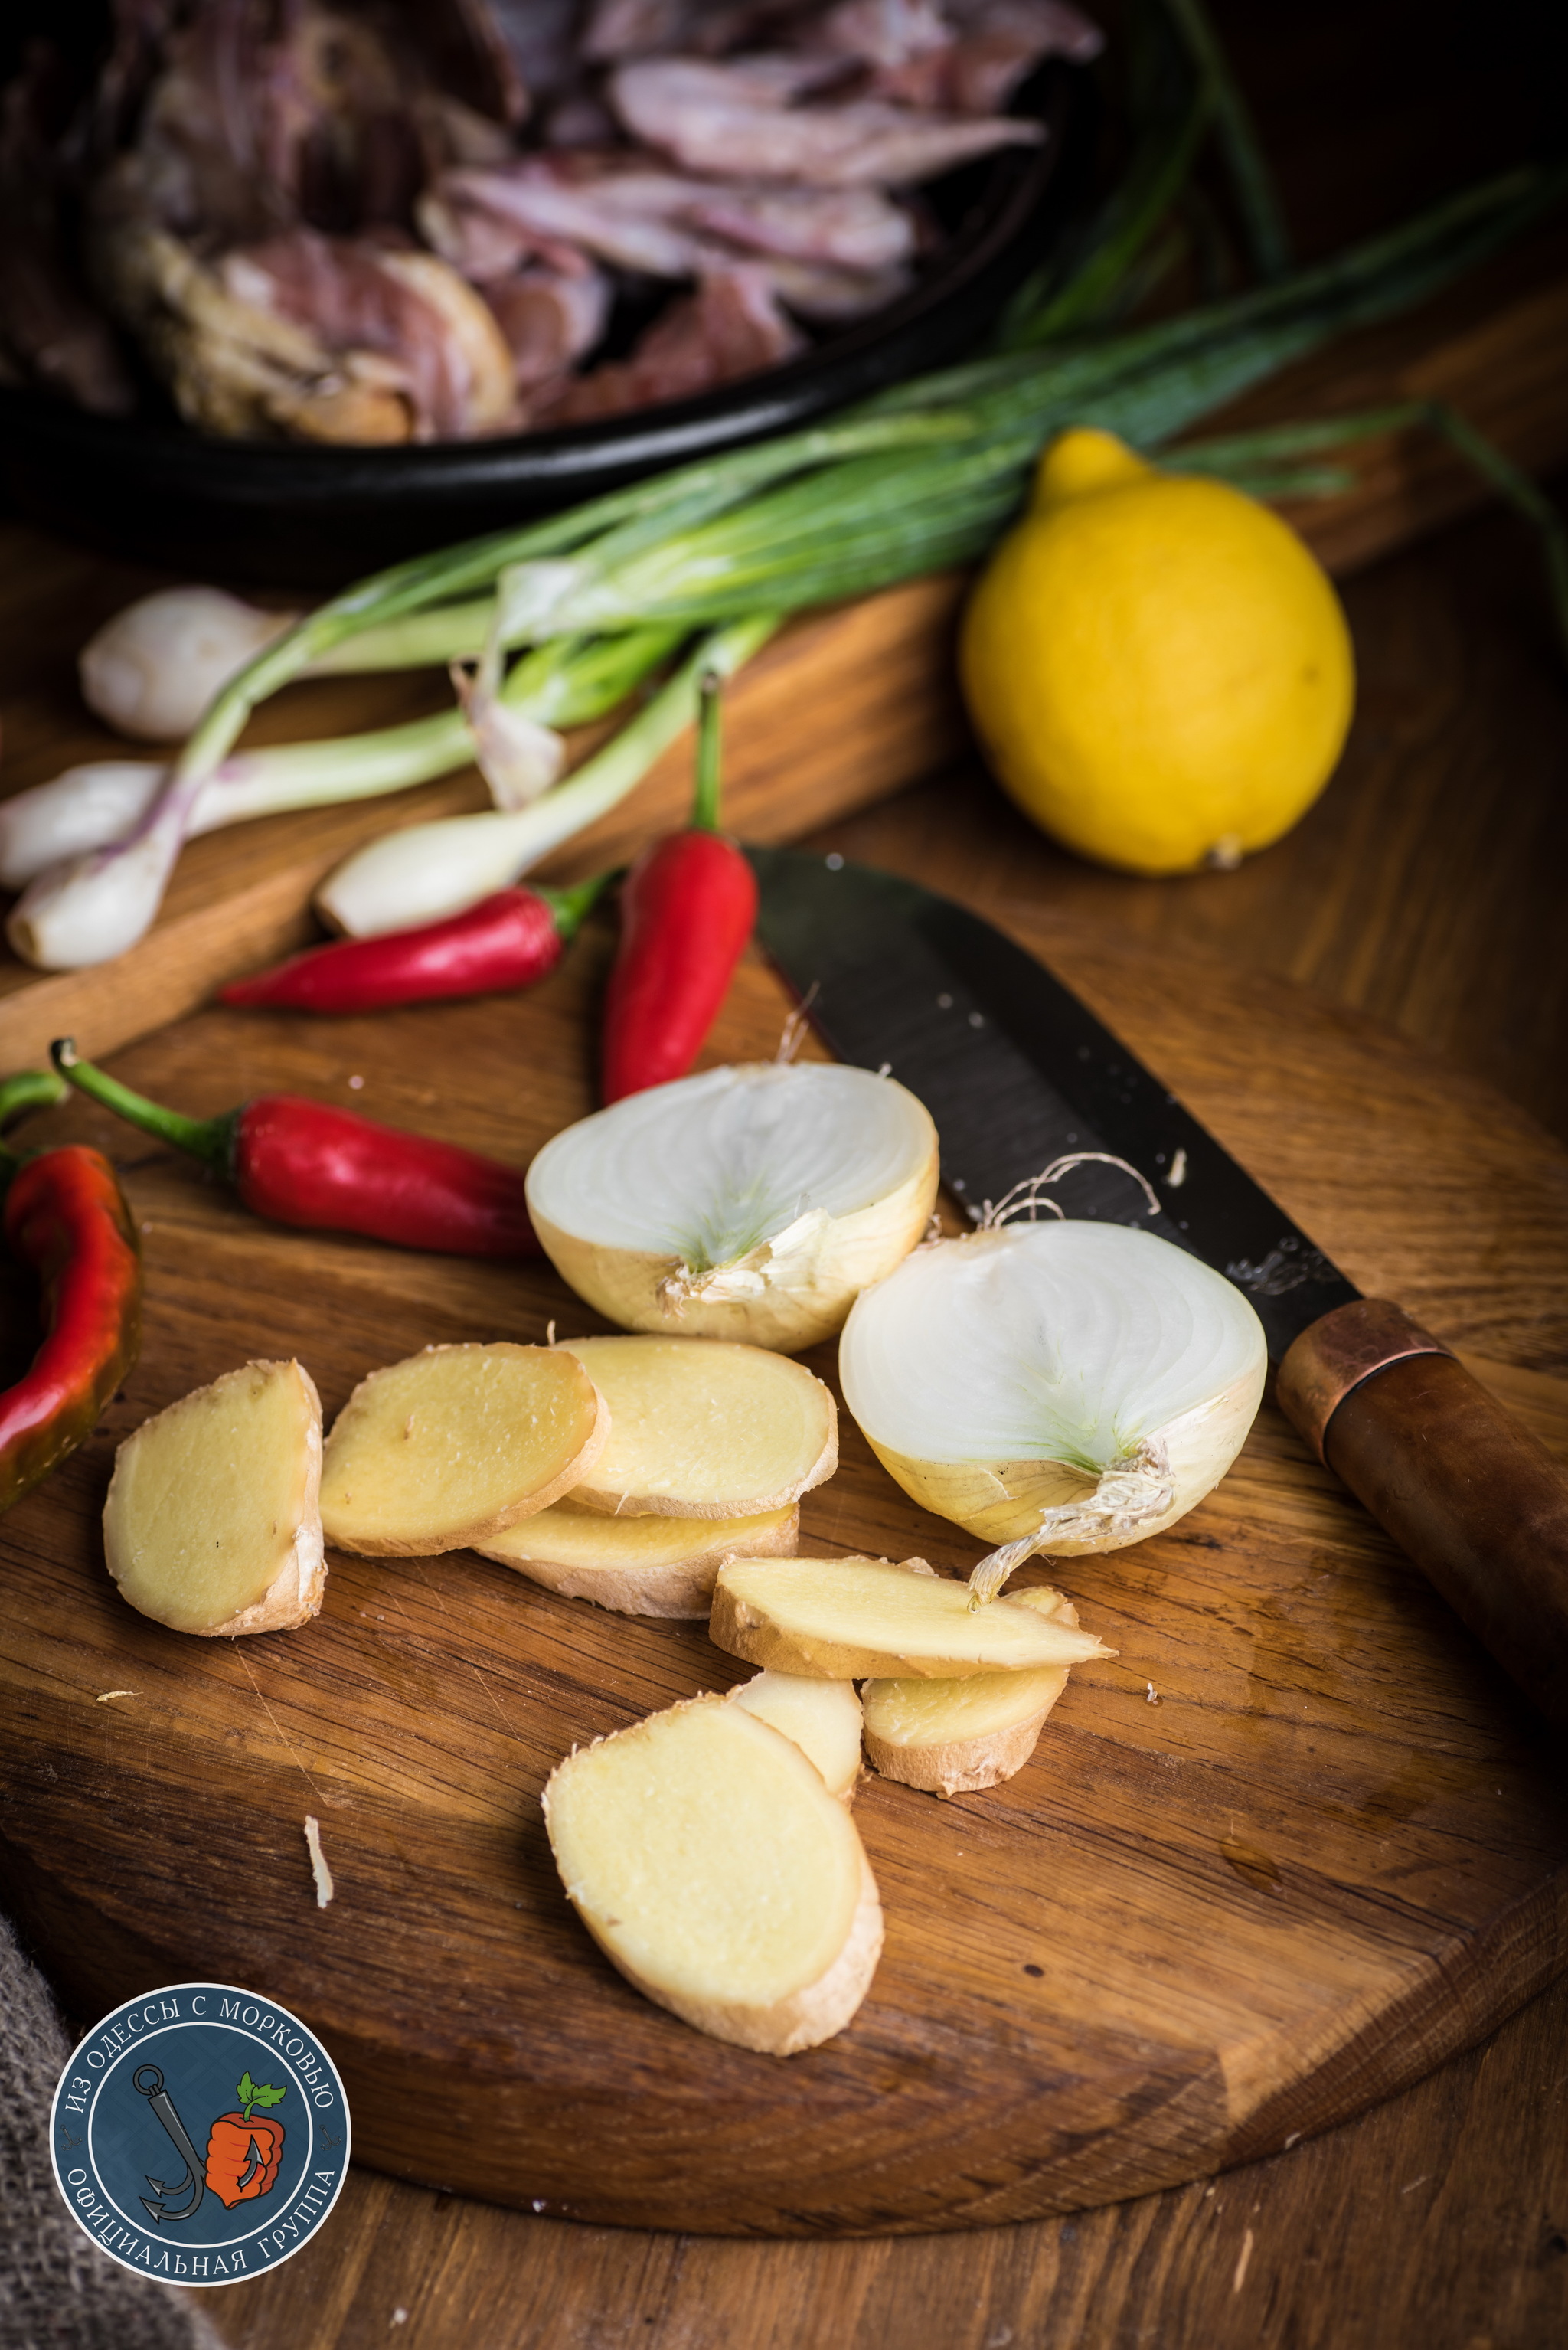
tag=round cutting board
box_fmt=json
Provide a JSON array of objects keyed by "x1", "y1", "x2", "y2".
[{"x1": 3, "y1": 910, "x2": 1566, "y2": 2238}]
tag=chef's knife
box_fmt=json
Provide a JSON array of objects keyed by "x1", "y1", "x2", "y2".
[{"x1": 749, "y1": 845, "x2": 1568, "y2": 1725}]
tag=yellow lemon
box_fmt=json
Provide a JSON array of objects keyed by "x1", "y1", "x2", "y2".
[{"x1": 959, "y1": 427, "x2": 1355, "y2": 874}]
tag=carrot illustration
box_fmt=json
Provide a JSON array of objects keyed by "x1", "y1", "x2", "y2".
[{"x1": 204, "y1": 2072, "x2": 286, "y2": 2208}]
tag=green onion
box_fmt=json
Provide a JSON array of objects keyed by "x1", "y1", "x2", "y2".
[{"x1": 1160, "y1": 0, "x2": 1293, "y2": 280}]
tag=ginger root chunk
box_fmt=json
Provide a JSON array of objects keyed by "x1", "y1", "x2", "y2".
[
  {"x1": 710, "y1": 1557, "x2": 1111, "y2": 1681},
  {"x1": 728, "y1": 1671, "x2": 863, "y2": 1802},
  {"x1": 477, "y1": 1500, "x2": 797, "y2": 1619},
  {"x1": 543, "y1": 1694, "x2": 882, "y2": 2056},
  {"x1": 321, "y1": 1342, "x2": 606, "y2": 1556},
  {"x1": 863, "y1": 1590, "x2": 1080, "y2": 1795},
  {"x1": 560, "y1": 1335, "x2": 836, "y2": 1518},
  {"x1": 103, "y1": 1359, "x2": 324, "y2": 1637}
]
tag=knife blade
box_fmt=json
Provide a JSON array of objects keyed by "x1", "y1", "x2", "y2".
[
  {"x1": 746, "y1": 845, "x2": 1357, "y2": 1362},
  {"x1": 747, "y1": 845, "x2": 1568, "y2": 1724}
]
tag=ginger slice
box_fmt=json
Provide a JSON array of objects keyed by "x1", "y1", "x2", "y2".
[
  {"x1": 544, "y1": 1693, "x2": 881, "y2": 2056},
  {"x1": 863, "y1": 1590, "x2": 1080, "y2": 1796},
  {"x1": 477, "y1": 1500, "x2": 798, "y2": 1619},
  {"x1": 728, "y1": 1671, "x2": 863, "y2": 1803},
  {"x1": 558, "y1": 1335, "x2": 836, "y2": 1518},
  {"x1": 103, "y1": 1359, "x2": 324, "y2": 1637},
  {"x1": 320, "y1": 1342, "x2": 606, "y2": 1556},
  {"x1": 710, "y1": 1557, "x2": 1111, "y2": 1681}
]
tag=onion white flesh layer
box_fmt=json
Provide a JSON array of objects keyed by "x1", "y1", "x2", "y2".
[
  {"x1": 526, "y1": 1063, "x2": 939, "y2": 1352},
  {"x1": 839, "y1": 1221, "x2": 1266, "y2": 1590}
]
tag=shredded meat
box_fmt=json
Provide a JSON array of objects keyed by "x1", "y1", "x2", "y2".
[
  {"x1": 2, "y1": 0, "x2": 1100, "y2": 441},
  {"x1": 541, "y1": 261, "x2": 804, "y2": 421},
  {"x1": 482, "y1": 258, "x2": 612, "y2": 392},
  {"x1": 609, "y1": 55, "x2": 1043, "y2": 185}
]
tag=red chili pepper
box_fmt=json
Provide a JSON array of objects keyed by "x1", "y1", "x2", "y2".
[
  {"x1": 0, "y1": 1070, "x2": 142, "y2": 1515},
  {"x1": 51, "y1": 1042, "x2": 537, "y2": 1259},
  {"x1": 218, "y1": 875, "x2": 608, "y2": 1016},
  {"x1": 601, "y1": 671, "x2": 756, "y2": 1104}
]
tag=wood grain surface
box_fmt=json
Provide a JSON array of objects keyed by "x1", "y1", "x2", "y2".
[{"x1": 3, "y1": 874, "x2": 1568, "y2": 2239}]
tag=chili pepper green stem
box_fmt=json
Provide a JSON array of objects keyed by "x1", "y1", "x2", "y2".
[
  {"x1": 51, "y1": 1041, "x2": 232, "y2": 1173},
  {"x1": 534, "y1": 873, "x2": 614, "y2": 940},
  {"x1": 690, "y1": 674, "x2": 724, "y2": 833},
  {"x1": 0, "y1": 1070, "x2": 68, "y2": 1130}
]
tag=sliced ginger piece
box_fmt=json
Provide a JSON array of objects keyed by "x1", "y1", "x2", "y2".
[
  {"x1": 103, "y1": 1359, "x2": 324, "y2": 1637},
  {"x1": 863, "y1": 1589, "x2": 1080, "y2": 1796},
  {"x1": 710, "y1": 1557, "x2": 1111, "y2": 1680},
  {"x1": 477, "y1": 1499, "x2": 798, "y2": 1619},
  {"x1": 321, "y1": 1342, "x2": 606, "y2": 1556},
  {"x1": 558, "y1": 1335, "x2": 836, "y2": 1518},
  {"x1": 544, "y1": 1693, "x2": 881, "y2": 2055},
  {"x1": 728, "y1": 1671, "x2": 863, "y2": 1803}
]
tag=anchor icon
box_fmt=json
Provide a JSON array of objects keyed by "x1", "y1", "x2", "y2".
[{"x1": 132, "y1": 2064, "x2": 207, "y2": 2224}]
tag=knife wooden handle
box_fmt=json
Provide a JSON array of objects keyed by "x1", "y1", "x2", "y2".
[{"x1": 1278, "y1": 1300, "x2": 1568, "y2": 1724}]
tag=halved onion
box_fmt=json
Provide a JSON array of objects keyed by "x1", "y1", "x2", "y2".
[
  {"x1": 525, "y1": 1063, "x2": 939, "y2": 1353},
  {"x1": 839, "y1": 1221, "x2": 1266, "y2": 1595}
]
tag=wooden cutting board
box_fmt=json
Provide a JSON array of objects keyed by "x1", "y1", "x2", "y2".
[{"x1": 2, "y1": 902, "x2": 1566, "y2": 2239}]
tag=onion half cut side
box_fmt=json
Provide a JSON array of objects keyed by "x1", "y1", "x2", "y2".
[
  {"x1": 839, "y1": 1221, "x2": 1267, "y2": 1594},
  {"x1": 525, "y1": 1062, "x2": 939, "y2": 1353}
]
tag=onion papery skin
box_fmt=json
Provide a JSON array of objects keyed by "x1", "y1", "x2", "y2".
[
  {"x1": 841, "y1": 1221, "x2": 1267, "y2": 1553},
  {"x1": 526, "y1": 1064, "x2": 939, "y2": 1354}
]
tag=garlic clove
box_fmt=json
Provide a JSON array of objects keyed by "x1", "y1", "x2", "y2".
[{"x1": 80, "y1": 587, "x2": 301, "y2": 742}]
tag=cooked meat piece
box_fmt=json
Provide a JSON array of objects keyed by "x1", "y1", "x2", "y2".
[
  {"x1": 482, "y1": 257, "x2": 612, "y2": 391},
  {"x1": 418, "y1": 178, "x2": 546, "y2": 279},
  {"x1": 683, "y1": 181, "x2": 914, "y2": 269},
  {"x1": 0, "y1": 0, "x2": 1092, "y2": 443},
  {"x1": 0, "y1": 44, "x2": 137, "y2": 413},
  {"x1": 541, "y1": 261, "x2": 802, "y2": 421},
  {"x1": 426, "y1": 153, "x2": 916, "y2": 277},
  {"x1": 583, "y1": 2, "x2": 828, "y2": 62},
  {"x1": 812, "y1": 0, "x2": 951, "y2": 72},
  {"x1": 806, "y1": 0, "x2": 1100, "y2": 110},
  {"x1": 427, "y1": 160, "x2": 705, "y2": 276},
  {"x1": 221, "y1": 231, "x2": 518, "y2": 434},
  {"x1": 610, "y1": 55, "x2": 1043, "y2": 185},
  {"x1": 89, "y1": 208, "x2": 516, "y2": 442},
  {"x1": 939, "y1": 0, "x2": 1102, "y2": 112},
  {"x1": 581, "y1": 0, "x2": 697, "y2": 59},
  {"x1": 762, "y1": 253, "x2": 911, "y2": 317}
]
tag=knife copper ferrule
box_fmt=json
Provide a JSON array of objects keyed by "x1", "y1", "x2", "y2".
[{"x1": 1276, "y1": 1298, "x2": 1452, "y2": 1460}]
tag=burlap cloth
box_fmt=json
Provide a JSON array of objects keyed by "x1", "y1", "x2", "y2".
[{"x1": 0, "y1": 1915, "x2": 228, "y2": 2350}]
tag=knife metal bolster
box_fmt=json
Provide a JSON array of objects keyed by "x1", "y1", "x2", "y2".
[{"x1": 1277, "y1": 1299, "x2": 1453, "y2": 1461}]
